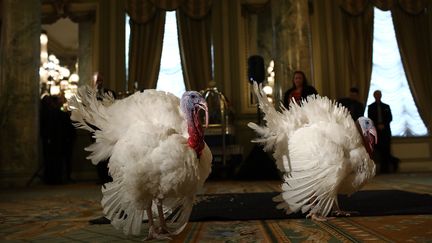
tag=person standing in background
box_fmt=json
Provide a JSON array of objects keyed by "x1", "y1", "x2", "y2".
[
  {"x1": 338, "y1": 87, "x2": 365, "y2": 121},
  {"x1": 368, "y1": 90, "x2": 398, "y2": 173},
  {"x1": 40, "y1": 94, "x2": 76, "y2": 184},
  {"x1": 283, "y1": 70, "x2": 318, "y2": 108}
]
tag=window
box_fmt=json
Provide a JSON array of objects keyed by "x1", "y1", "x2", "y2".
[
  {"x1": 125, "y1": 14, "x2": 130, "y2": 88},
  {"x1": 365, "y1": 8, "x2": 428, "y2": 136},
  {"x1": 156, "y1": 11, "x2": 186, "y2": 97},
  {"x1": 125, "y1": 12, "x2": 185, "y2": 98}
]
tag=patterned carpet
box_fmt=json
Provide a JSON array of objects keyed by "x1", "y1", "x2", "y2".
[{"x1": 1, "y1": 173, "x2": 432, "y2": 242}]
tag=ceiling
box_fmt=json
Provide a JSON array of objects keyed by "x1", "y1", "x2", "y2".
[{"x1": 42, "y1": 18, "x2": 78, "y2": 51}]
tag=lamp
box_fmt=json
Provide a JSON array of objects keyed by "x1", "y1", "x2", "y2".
[
  {"x1": 39, "y1": 31, "x2": 79, "y2": 110},
  {"x1": 263, "y1": 59, "x2": 275, "y2": 104}
]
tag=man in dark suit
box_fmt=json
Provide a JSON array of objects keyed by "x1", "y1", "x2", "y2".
[
  {"x1": 368, "y1": 90, "x2": 398, "y2": 173},
  {"x1": 338, "y1": 87, "x2": 365, "y2": 121}
]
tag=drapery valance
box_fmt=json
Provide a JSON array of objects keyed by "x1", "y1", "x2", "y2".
[
  {"x1": 126, "y1": 0, "x2": 212, "y2": 24},
  {"x1": 341, "y1": 0, "x2": 428, "y2": 15},
  {"x1": 126, "y1": 0, "x2": 213, "y2": 91}
]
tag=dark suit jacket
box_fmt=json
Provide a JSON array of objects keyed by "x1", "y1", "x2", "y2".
[
  {"x1": 368, "y1": 102, "x2": 392, "y2": 130},
  {"x1": 337, "y1": 98, "x2": 365, "y2": 121},
  {"x1": 368, "y1": 101, "x2": 392, "y2": 148}
]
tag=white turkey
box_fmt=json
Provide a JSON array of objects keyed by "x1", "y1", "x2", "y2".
[
  {"x1": 248, "y1": 82, "x2": 377, "y2": 221},
  {"x1": 67, "y1": 86, "x2": 212, "y2": 240}
]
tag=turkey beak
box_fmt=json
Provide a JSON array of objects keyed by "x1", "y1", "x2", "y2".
[{"x1": 197, "y1": 100, "x2": 208, "y2": 128}]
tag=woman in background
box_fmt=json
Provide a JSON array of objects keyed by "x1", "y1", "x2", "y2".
[{"x1": 283, "y1": 70, "x2": 318, "y2": 108}]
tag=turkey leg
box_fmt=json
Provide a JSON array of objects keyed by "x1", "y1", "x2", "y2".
[
  {"x1": 157, "y1": 199, "x2": 171, "y2": 238},
  {"x1": 144, "y1": 201, "x2": 158, "y2": 241}
]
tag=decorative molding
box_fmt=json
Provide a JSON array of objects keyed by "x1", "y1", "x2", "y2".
[{"x1": 41, "y1": 0, "x2": 96, "y2": 24}]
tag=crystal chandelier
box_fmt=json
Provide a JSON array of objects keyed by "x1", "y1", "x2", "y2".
[{"x1": 39, "y1": 32, "x2": 79, "y2": 107}]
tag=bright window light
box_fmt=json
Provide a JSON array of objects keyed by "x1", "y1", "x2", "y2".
[
  {"x1": 156, "y1": 11, "x2": 186, "y2": 98},
  {"x1": 125, "y1": 12, "x2": 186, "y2": 97},
  {"x1": 125, "y1": 14, "x2": 130, "y2": 88},
  {"x1": 365, "y1": 8, "x2": 428, "y2": 137}
]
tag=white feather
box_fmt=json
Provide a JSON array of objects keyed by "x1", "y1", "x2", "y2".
[
  {"x1": 249, "y1": 82, "x2": 376, "y2": 218},
  {"x1": 68, "y1": 86, "x2": 212, "y2": 236}
]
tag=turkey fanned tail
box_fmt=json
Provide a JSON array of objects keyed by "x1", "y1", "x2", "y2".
[
  {"x1": 248, "y1": 81, "x2": 376, "y2": 219},
  {"x1": 100, "y1": 180, "x2": 193, "y2": 236},
  {"x1": 68, "y1": 86, "x2": 115, "y2": 165}
]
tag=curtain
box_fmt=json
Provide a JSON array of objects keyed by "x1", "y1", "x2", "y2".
[
  {"x1": 126, "y1": 0, "x2": 212, "y2": 91},
  {"x1": 341, "y1": 0, "x2": 431, "y2": 131},
  {"x1": 310, "y1": 1, "x2": 349, "y2": 99},
  {"x1": 178, "y1": 0, "x2": 212, "y2": 91},
  {"x1": 177, "y1": 10, "x2": 212, "y2": 91},
  {"x1": 126, "y1": 0, "x2": 165, "y2": 90},
  {"x1": 340, "y1": 1, "x2": 374, "y2": 104},
  {"x1": 0, "y1": 0, "x2": 2, "y2": 37},
  {"x1": 127, "y1": 12, "x2": 165, "y2": 90},
  {"x1": 391, "y1": 2, "x2": 432, "y2": 132}
]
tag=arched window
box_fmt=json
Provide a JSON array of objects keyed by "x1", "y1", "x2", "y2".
[
  {"x1": 365, "y1": 8, "x2": 428, "y2": 137},
  {"x1": 125, "y1": 11, "x2": 186, "y2": 98}
]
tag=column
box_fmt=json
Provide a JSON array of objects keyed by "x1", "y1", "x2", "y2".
[
  {"x1": 0, "y1": 0, "x2": 41, "y2": 186},
  {"x1": 79, "y1": 21, "x2": 93, "y2": 86},
  {"x1": 271, "y1": 0, "x2": 312, "y2": 105}
]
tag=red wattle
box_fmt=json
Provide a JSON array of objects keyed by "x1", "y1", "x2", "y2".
[{"x1": 188, "y1": 126, "x2": 204, "y2": 157}]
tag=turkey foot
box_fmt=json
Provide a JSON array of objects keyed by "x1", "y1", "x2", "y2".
[
  {"x1": 144, "y1": 227, "x2": 171, "y2": 241},
  {"x1": 306, "y1": 212, "x2": 335, "y2": 221},
  {"x1": 331, "y1": 203, "x2": 359, "y2": 217},
  {"x1": 143, "y1": 203, "x2": 171, "y2": 241},
  {"x1": 143, "y1": 225, "x2": 159, "y2": 241},
  {"x1": 331, "y1": 210, "x2": 359, "y2": 217},
  {"x1": 143, "y1": 207, "x2": 158, "y2": 241},
  {"x1": 143, "y1": 214, "x2": 171, "y2": 241}
]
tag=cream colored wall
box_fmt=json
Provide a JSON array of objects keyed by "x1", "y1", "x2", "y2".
[{"x1": 393, "y1": 137, "x2": 432, "y2": 172}]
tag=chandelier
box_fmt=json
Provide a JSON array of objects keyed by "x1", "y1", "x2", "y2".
[{"x1": 39, "y1": 32, "x2": 79, "y2": 109}]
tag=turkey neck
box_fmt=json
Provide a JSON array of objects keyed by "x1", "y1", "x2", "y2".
[{"x1": 187, "y1": 109, "x2": 205, "y2": 157}]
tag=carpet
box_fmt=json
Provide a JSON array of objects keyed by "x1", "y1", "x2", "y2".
[
  {"x1": 190, "y1": 190, "x2": 432, "y2": 221},
  {"x1": 2, "y1": 175, "x2": 432, "y2": 242}
]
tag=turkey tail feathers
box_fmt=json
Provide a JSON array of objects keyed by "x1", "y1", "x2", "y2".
[
  {"x1": 274, "y1": 168, "x2": 336, "y2": 217},
  {"x1": 101, "y1": 180, "x2": 146, "y2": 236},
  {"x1": 67, "y1": 85, "x2": 114, "y2": 165},
  {"x1": 250, "y1": 82, "x2": 283, "y2": 130},
  {"x1": 247, "y1": 82, "x2": 282, "y2": 149},
  {"x1": 248, "y1": 82, "x2": 293, "y2": 172},
  {"x1": 165, "y1": 197, "x2": 194, "y2": 235},
  {"x1": 68, "y1": 85, "x2": 113, "y2": 131}
]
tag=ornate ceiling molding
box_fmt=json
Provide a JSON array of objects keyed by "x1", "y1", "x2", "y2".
[{"x1": 41, "y1": 0, "x2": 96, "y2": 24}]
